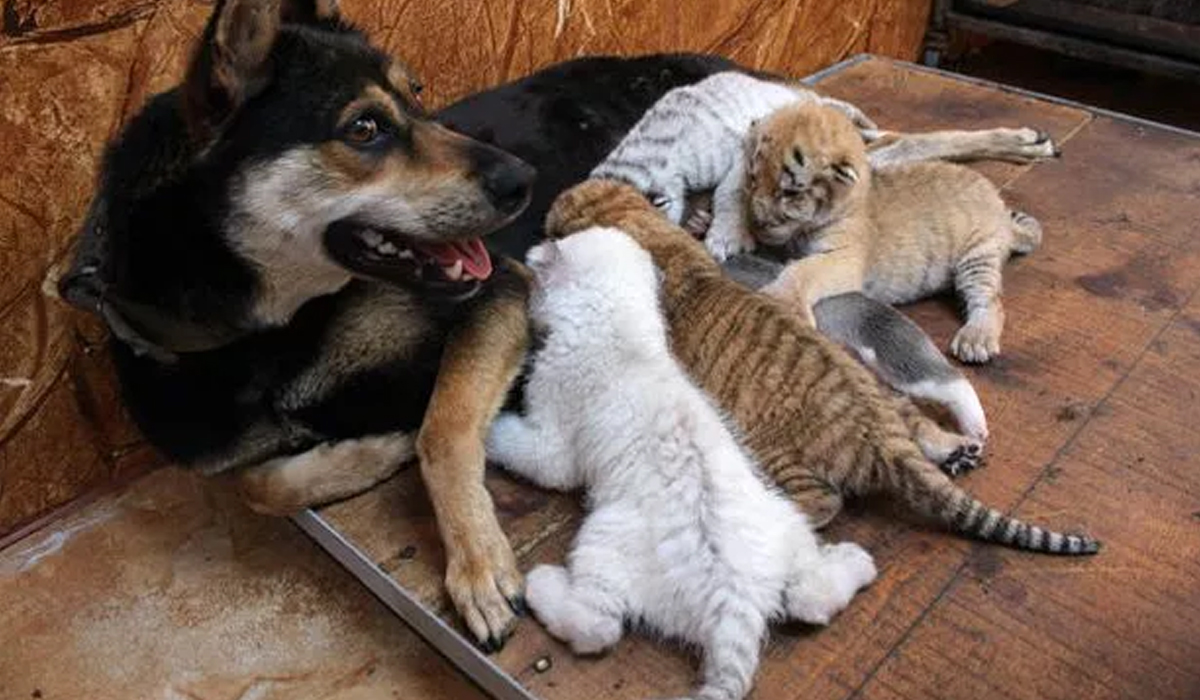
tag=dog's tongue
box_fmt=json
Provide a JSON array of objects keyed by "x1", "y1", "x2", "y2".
[{"x1": 415, "y1": 238, "x2": 493, "y2": 279}]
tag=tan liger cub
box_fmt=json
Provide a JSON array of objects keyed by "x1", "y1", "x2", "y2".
[
  {"x1": 545, "y1": 180, "x2": 1098, "y2": 555},
  {"x1": 747, "y1": 103, "x2": 1044, "y2": 363}
]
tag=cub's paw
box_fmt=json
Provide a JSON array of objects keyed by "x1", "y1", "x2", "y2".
[
  {"x1": 704, "y1": 226, "x2": 755, "y2": 261},
  {"x1": 484, "y1": 413, "x2": 524, "y2": 462},
  {"x1": 785, "y1": 542, "x2": 876, "y2": 625},
  {"x1": 526, "y1": 565, "x2": 622, "y2": 655},
  {"x1": 445, "y1": 534, "x2": 526, "y2": 652},
  {"x1": 682, "y1": 207, "x2": 714, "y2": 239},
  {"x1": 940, "y1": 440, "x2": 985, "y2": 477},
  {"x1": 1000, "y1": 127, "x2": 1060, "y2": 161},
  {"x1": 821, "y1": 542, "x2": 878, "y2": 591},
  {"x1": 951, "y1": 323, "x2": 1001, "y2": 364}
]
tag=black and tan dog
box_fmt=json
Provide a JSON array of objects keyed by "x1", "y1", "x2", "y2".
[
  {"x1": 58, "y1": 0, "x2": 740, "y2": 650},
  {"x1": 60, "y1": 0, "x2": 1059, "y2": 649}
]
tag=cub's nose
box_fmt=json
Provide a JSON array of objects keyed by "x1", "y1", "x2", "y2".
[{"x1": 470, "y1": 143, "x2": 535, "y2": 215}]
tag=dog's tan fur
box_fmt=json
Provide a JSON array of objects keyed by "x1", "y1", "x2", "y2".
[
  {"x1": 749, "y1": 103, "x2": 1042, "y2": 363},
  {"x1": 233, "y1": 271, "x2": 531, "y2": 645},
  {"x1": 228, "y1": 80, "x2": 524, "y2": 327},
  {"x1": 237, "y1": 432, "x2": 416, "y2": 515}
]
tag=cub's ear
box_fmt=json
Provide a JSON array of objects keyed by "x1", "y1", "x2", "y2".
[
  {"x1": 525, "y1": 239, "x2": 564, "y2": 275},
  {"x1": 280, "y1": 0, "x2": 341, "y2": 24},
  {"x1": 183, "y1": 0, "x2": 283, "y2": 142}
]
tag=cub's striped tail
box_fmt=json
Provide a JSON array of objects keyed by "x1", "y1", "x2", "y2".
[{"x1": 887, "y1": 443, "x2": 1100, "y2": 555}]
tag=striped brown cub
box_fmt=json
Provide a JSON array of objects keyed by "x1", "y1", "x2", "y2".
[{"x1": 546, "y1": 180, "x2": 1098, "y2": 555}]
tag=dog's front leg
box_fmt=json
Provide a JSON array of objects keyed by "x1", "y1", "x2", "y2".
[{"x1": 418, "y1": 266, "x2": 531, "y2": 651}]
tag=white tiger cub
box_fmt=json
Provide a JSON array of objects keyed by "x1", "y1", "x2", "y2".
[
  {"x1": 590, "y1": 71, "x2": 873, "y2": 260},
  {"x1": 486, "y1": 228, "x2": 877, "y2": 700}
]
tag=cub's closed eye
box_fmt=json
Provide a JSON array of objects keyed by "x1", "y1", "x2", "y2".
[{"x1": 791, "y1": 146, "x2": 805, "y2": 167}]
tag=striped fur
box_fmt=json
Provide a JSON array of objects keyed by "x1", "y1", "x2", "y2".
[
  {"x1": 749, "y1": 103, "x2": 1042, "y2": 363},
  {"x1": 546, "y1": 180, "x2": 1099, "y2": 556},
  {"x1": 488, "y1": 229, "x2": 876, "y2": 700},
  {"x1": 590, "y1": 71, "x2": 871, "y2": 261}
]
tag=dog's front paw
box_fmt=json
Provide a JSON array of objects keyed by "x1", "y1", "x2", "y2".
[
  {"x1": 951, "y1": 323, "x2": 1001, "y2": 364},
  {"x1": 445, "y1": 533, "x2": 526, "y2": 652}
]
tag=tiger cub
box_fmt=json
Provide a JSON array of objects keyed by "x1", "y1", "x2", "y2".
[
  {"x1": 488, "y1": 228, "x2": 875, "y2": 700},
  {"x1": 546, "y1": 179, "x2": 1098, "y2": 555},
  {"x1": 590, "y1": 70, "x2": 873, "y2": 260},
  {"x1": 742, "y1": 102, "x2": 1043, "y2": 363}
]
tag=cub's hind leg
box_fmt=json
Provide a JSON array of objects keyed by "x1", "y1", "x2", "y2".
[
  {"x1": 774, "y1": 466, "x2": 844, "y2": 528},
  {"x1": 949, "y1": 243, "x2": 1007, "y2": 364},
  {"x1": 526, "y1": 512, "x2": 631, "y2": 655},
  {"x1": 897, "y1": 401, "x2": 984, "y2": 477},
  {"x1": 784, "y1": 540, "x2": 877, "y2": 625}
]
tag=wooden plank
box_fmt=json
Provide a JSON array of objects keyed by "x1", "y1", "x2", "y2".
[{"x1": 851, "y1": 124, "x2": 1200, "y2": 700}]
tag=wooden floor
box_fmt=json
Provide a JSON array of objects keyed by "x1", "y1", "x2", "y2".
[{"x1": 315, "y1": 57, "x2": 1200, "y2": 700}]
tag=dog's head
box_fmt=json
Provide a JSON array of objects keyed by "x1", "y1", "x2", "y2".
[{"x1": 60, "y1": 0, "x2": 534, "y2": 362}]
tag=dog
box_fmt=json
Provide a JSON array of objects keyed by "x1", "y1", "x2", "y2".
[{"x1": 60, "y1": 0, "x2": 1057, "y2": 650}]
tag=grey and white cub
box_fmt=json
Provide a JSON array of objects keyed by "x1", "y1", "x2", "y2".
[
  {"x1": 487, "y1": 228, "x2": 876, "y2": 700},
  {"x1": 591, "y1": 70, "x2": 872, "y2": 260}
]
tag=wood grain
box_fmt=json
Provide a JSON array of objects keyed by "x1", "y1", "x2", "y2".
[{"x1": 323, "y1": 58, "x2": 1200, "y2": 700}]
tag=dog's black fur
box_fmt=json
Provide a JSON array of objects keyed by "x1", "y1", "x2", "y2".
[
  {"x1": 60, "y1": 3, "x2": 736, "y2": 474},
  {"x1": 438, "y1": 53, "x2": 743, "y2": 258}
]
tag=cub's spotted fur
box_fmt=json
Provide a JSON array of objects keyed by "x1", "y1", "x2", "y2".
[{"x1": 546, "y1": 180, "x2": 1098, "y2": 555}]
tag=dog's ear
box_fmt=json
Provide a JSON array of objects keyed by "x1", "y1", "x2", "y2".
[
  {"x1": 280, "y1": 0, "x2": 341, "y2": 24},
  {"x1": 183, "y1": 0, "x2": 283, "y2": 142}
]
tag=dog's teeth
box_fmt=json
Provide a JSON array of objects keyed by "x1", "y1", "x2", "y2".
[
  {"x1": 397, "y1": 248, "x2": 414, "y2": 260},
  {"x1": 378, "y1": 242, "x2": 398, "y2": 256},
  {"x1": 444, "y1": 260, "x2": 463, "y2": 281},
  {"x1": 360, "y1": 229, "x2": 384, "y2": 247},
  {"x1": 461, "y1": 271, "x2": 475, "y2": 282}
]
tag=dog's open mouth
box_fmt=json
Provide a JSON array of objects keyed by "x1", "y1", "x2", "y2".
[{"x1": 324, "y1": 221, "x2": 493, "y2": 295}]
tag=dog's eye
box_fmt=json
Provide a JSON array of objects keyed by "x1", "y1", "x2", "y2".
[
  {"x1": 344, "y1": 116, "x2": 380, "y2": 145},
  {"x1": 410, "y1": 81, "x2": 424, "y2": 96}
]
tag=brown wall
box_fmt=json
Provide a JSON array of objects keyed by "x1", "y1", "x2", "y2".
[{"x1": 0, "y1": 0, "x2": 932, "y2": 541}]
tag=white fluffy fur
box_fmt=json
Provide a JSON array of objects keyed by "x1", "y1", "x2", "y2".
[
  {"x1": 590, "y1": 71, "x2": 872, "y2": 260},
  {"x1": 486, "y1": 228, "x2": 877, "y2": 700}
]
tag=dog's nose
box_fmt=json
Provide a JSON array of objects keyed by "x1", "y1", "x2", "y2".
[{"x1": 471, "y1": 144, "x2": 535, "y2": 215}]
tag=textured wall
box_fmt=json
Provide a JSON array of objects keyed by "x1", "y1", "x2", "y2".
[{"x1": 0, "y1": 0, "x2": 932, "y2": 540}]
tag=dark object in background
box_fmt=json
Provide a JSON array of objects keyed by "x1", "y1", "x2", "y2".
[{"x1": 924, "y1": 0, "x2": 1200, "y2": 82}]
